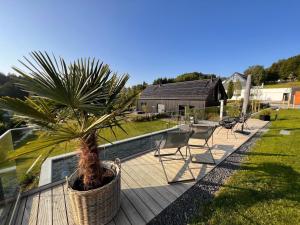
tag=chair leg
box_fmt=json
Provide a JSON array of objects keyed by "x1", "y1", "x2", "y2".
[
  {"x1": 154, "y1": 147, "x2": 162, "y2": 162},
  {"x1": 160, "y1": 146, "x2": 196, "y2": 184},
  {"x1": 177, "y1": 147, "x2": 185, "y2": 159}
]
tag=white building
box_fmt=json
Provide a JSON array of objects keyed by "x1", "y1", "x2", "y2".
[
  {"x1": 232, "y1": 87, "x2": 300, "y2": 103},
  {"x1": 223, "y1": 72, "x2": 300, "y2": 103},
  {"x1": 245, "y1": 87, "x2": 290, "y2": 102}
]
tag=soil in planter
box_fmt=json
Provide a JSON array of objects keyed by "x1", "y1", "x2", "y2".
[{"x1": 72, "y1": 168, "x2": 115, "y2": 191}]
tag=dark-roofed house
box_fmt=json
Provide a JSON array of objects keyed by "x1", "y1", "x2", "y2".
[{"x1": 137, "y1": 78, "x2": 227, "y2": 113}]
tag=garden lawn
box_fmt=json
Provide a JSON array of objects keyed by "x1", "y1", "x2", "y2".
[
  {"x1": 264, "y1": 81, "x2": 300, "y2": 88},
  {"x1": 191, "y1": 109, "x2": 300, "y2": 225},
  {"x1": 6, "y1": 119, "x2": 175, "y2": 189}
]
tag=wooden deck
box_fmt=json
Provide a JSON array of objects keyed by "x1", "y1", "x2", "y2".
[{"x1": 7, "y1": 119, "x2": 267, "y2": 225}]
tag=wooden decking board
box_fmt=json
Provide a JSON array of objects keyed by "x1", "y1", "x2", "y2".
[
  {"x1": 113, "y1": 208, "x2": 131, "y2": 225},
  {"x1": 124, "y1": 161, "x2": 178, "y2": 202},
  {"x1": 131, "y1": 157, "x2": 182, "y2": 198},
  {"x1": 190, "y1": 163, "x2": 213, "y2": 180},
  {"x1": 52, "y1": 185, "x2": 68, "y2": 225},
  {"x1": 62, "y1": 184, "x2": 76, "y2": 225},
  {"x1": 8, "y1": 119, "x2": 267, "y2": 225},
  {"x1": 124, "y1": 158, "x2": 179, "y2": 201},
  {"x1": 106, "y1": 220, "x2": 116, "y2": 225},
  {"x1": 121, "y1": 177, "x2": 155, "y2": 222},
  {"x1": 160, "y1": 160, "x2": 194, "y2": 182},
  {"x1": 143, "y1": 155, "x2": 194, "y2": 187},
  {"x1": 121, "y1": 171, "x2": 163, "y2": 215},
  {"x1": 23, "y1": 192, "x2": 40, "y2": 225},
  {"x1": 125, "y1": 161, "x2": 179, "y2": 201},
  {"x1": 122, "y1": 165, "x2": 171, "y2": 208},
  {"x1": 37, "y1": 189, "x2": 52, "y2": 225},
  {"x1": 120, "y1": 192, "x2": 145, "y2": 225},
  {"x1": 138, "y1": 154, "x2": 190, "y2": 195}
]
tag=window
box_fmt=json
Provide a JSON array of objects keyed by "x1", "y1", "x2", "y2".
[
  {"x1": 283, "y1": 93, "x2": 289, "y2": 101},
  {"x1": 157, "y1": 104, "x2": 165, "y2": 113}
]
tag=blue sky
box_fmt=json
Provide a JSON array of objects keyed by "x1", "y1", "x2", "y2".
[{"x1": 0, "y1": 0, "x2": 300, "y2": 85}]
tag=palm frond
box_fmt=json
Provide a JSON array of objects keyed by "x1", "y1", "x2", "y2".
[
  {"x1": 2, "y1": 51, "x2": 133, "y2": 165},
  {"x1": 0, "y1": 97, "x2": 55, "y2": 124}
]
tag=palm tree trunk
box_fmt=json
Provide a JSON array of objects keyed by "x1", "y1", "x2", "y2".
[{"x1": 79, "y1": 131, "x2": 102, "y2": 190}]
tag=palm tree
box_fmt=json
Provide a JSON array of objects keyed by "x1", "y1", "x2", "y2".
[{"x1": 0, "y1": 51, "x2": 135, "y2": 190}]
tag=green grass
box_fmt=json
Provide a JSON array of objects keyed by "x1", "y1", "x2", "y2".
[
  {"x1": 264, "y1": 81, "x2": 300, "y2": 88},
  {"x1": 1, "y1": 119, "x2": 175, "y2": 189},
  {"x1": 191, "y1": 109, "x2": 300, "y2": 225}
]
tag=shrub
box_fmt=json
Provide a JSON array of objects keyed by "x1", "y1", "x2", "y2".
[
  {"x1": 131, "y1": 113, "x2": 169, "y2": 122},
  {"x1": 261, "y1": 109, "x2": 272, "y2": 116}
]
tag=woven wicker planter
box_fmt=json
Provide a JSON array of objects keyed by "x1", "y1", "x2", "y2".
[{"x1": 67, "y1": 160, "x2": 121, "y2": 225}]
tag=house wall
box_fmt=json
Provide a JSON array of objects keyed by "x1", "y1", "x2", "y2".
[
  {"x1": 231, "y1": 87, "x2": 292, "y2": 102},
  {"x1": 137, "y1": 99, "x2": 206, "y2": 113}
]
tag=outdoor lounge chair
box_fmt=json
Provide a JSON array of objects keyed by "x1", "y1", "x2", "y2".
[
  {"x1": 154, "y1": 130, "x2": 196, "y2": 184},
  {"x1": 188, "y1": 125, "x2": 217, "y2": 164},
  {"x1": 218, "y1": 117, "x2": 238, "y2": 139}
]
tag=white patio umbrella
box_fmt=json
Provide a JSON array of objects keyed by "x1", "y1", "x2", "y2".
[
  {"x1": 242, "y1": 74, "x2": 251, "y2": 115},
  {"x1": 236, "y1": 75, "x2": 251, "y2": 135}
]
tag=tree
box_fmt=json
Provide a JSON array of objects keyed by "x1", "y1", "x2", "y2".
[
  {"x1": 0, "y1": 73, "x2": 28, "y2": 99},
  {"x1": 234, "y1": 80, "x2": 242, "y2": 97},
  {"x1": 227, "y1": 81, "x2": 234, "y2": 99},
  {"x1": 244, "y1": 65, "x2": 266, "y2": 86},
  {"x1": 120, "y1": 82, "x2": 147, "y2": 109},
  {"x1": 153, "y1": 77, "x2": 175, "y2": 85},
  {"x1": 0, "y1": 77, "x2": 28, "y2": 99},
  {"x1": 0, "y1": 73, "x2": 9, "y2": 85},
  {"x1": 264, "y1": 54, "x2": 300, "y2": 82},
  {"x1": 174, "y1": 72, "x2": 216, "y2": 82},
  {"x1": 153, "y1": 72, "x2": 217, "y2": 85},
  {"x1": 266, "y1": 63, "x2": 280, "y2": 82},
  {"x1": 0, "y1": 52, "x2": 135, "y2": 190}
]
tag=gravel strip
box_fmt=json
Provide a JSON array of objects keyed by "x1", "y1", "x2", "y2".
[{"x1": 148, "y1": 125, "x2": 270, "y2": 225}]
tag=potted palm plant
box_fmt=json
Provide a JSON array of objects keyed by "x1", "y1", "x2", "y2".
[{"x1": 0, "y1": 52, "x2": 136, "y2": 225}]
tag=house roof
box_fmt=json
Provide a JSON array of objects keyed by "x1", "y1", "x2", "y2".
[
  {"x1": 140, "y1": 79, "x2": 221, "y2": 100},
  {"x1": 231, "y1": 72, "x2": 247, "y2": 80},
  {"x1": 222, "y1": 72, "x2": 247, "y2": 87}
]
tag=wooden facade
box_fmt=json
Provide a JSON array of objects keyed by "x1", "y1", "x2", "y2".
[{"x1": 137, "y1": 79, "x2": 227, "y2": 113}]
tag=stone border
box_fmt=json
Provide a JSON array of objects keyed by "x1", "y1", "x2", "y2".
[
  {"x1": 148, "y1": 123, "x2": 270, "y2": 225},
  {"x1": 39, "y1": 126, "x2": 178, "y2": 186}
]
